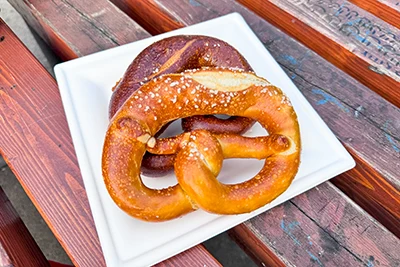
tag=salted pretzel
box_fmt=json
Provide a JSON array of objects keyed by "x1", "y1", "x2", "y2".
[
  {"x1": 102, "y1": 69, "x2": 301, "y2": 221},
  {"x1": 110, "y1": 35, "x2": 255, "y2": 174}
]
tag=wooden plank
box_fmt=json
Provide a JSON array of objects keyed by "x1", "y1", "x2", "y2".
[
  {"x1": 7, "y1": 0, "x2": 150, "y2": 60},
  {"x1": 349, "y1": 0, "x2": 400, "y2": 28},
  {"x1": 383, "y1": 0, "x2": 400, "y2": 11},
  {"x1": 109, "y1": 0, "x2": 184, "y2": 35},
  {"x1": 0, "y1": 187, "x2": 49, "y2": 267},
  {"x1": 230, "y1": 183, "x2": 400, "y2": 267},
  {"x1": 109, "y1": 0, "x2": 400, "y2": 236},
  {"x1": 333, "y1": 149, "x2": 400, "y2": 237},
  {"x1": 0, "y1": 20, "x2": 221, "y2": 267},
  {"x1": 228, "y1": 225, "x2": 286, "y2": 266},
  {"x1": 237, "y1": 0, "x2": 400, "y2": 108},
  {"x1": 154, "y1": 246, "x2": 222, "y2": 267},
  {"x1": 9, "y1": 0, "x2": 400, "y2": 264},
  {"x1": 0, "y1": 19, "x2": 105, "y2": 267}
]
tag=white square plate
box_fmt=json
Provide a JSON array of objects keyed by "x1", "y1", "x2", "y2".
[{"x1": 55, "y1": 13, "x2": 355, "y2": 267}]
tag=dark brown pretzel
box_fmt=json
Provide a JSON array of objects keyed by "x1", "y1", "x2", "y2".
[{"x1": 109, "y1": 35, "x2": 255, "y2": 175}]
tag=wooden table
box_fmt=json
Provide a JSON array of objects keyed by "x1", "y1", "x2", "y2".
[{"x1": 0, "y1": 0, "x2": 399, "y2": 266}]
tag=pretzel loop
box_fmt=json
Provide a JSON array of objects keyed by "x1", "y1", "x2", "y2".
[{"x1": 102, "y1": 69, "x2": 301, "y2": 222}]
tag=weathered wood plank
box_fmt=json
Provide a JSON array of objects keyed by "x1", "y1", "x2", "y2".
[
  {"x1": 110, "y1": 0, "x2": 184, "y2": 35},
  {"x1": 9, "y1": 0, "x2": 400, "y2": 265},
  {"x1": 349, "y1": 0, "x2": 400, "y2": 28},
  {"x1": 228, "y1": 225, "x2": 286, "y2": 266},
  {"x1": 0, "y1": 20, "x2": 221, "y2": 267},
  {"x1": 154, "y1": 246, "x2": 222, "y2": 267},
  {"x1": 376, "y1": 0, "x2": 400, "y2": 12},
  {"x1": 230, "y1": 183, "x2": 400, "y2": 267},
  {"x1": 0, "y1": 19, "x2": 105, "y2": 267},
  {"x1": 7, "y1": 0, "x2": 150, "y2": 60},
  {"x1": 0, "y1": 187, "x2": 49, "y2": 267},
  {"x1": 110, "y1": 0, "x2": 400, "y2": 236},
  {"x1": 237, "y1": 0, "x2": 400, "y2": 108},
  {"x1": 333, "y1": 149, "x2": 400, "y2": 237}
]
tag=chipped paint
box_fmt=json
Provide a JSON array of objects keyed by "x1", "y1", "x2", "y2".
[
  {"x1": 306, "y1": 250, "x2": 324, "y2": 266},
  {"x1": 384, "y1": 121, "x2": 400, "y2": 153},
  {"x1": 280, "y1": 219, "x2": 301, "y2": 245},
  {"x1": 189, "y1": 0, "x2": 201, "y2": 6},
  {"x1": 354, "y1": 105, "x2": 363, "y2": 118},
  {"x1": 367, "y1": 256, "x2": 375, "y2": 267},
  {"x1": 312, "y1": 88, "x2": 350, "y2": 113},
  {"x1": 307, "y1": 235, "x2": 313, "y2": 245},
  {"x1": 282, "y1": 55, "x2": 298, "y2": 65}
]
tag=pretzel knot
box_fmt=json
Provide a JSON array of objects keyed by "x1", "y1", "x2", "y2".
[{"x1": 102, "y1": 69, "x2": 301, "y2": 222}]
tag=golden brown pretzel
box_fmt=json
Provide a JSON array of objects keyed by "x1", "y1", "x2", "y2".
[{"x1": 102, "y1": 69, "x2": 301, "y2": 221}]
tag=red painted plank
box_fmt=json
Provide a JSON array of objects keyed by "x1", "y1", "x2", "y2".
[
  {"x1": 0, "y1": 187, "x2": 49, "y2": 267},
  {"x1": 7, "y1": 0, "x2": 150, "y2": 60},
  {"x1": 154, "y1": 246, "x2": 222, "y2": 267},
  {"x1": 0, "y1": 20, "x2": 105, "y2": 267},
  {"x1": 383, "y1": 0, "x2": 400, "y2": 11},
  {"x1": 349, "y1": 0, "x2": 400, "y2": 28},
  {"x1": 109, "y1": 0, "x2": 400, "y2": 237},
  {"x1": 110, "y1": 0, "x2": 184, "y2": 35},
  {"x1": 7, "y1": 0, "x2": 400, "y2": 265},
  {"x1": 228, "y1": 225, "x2": 286, "y2": 266},
  {"x1": 230, "y1": 183, "x2": 400, "y2": 267},
  {"x1": 238, "y1": 0, "x2": 400, "y2": 108},
  {"x1": 0, "y1": 20, "x2": 221, "y2": 267},
  {"x1": 333, "y1": 149, "x2": 400, "y2": 237}
]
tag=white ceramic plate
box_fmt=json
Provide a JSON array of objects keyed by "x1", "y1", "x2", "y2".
[{"x1": 55, "y1": 13, "x2": 355, "y2": 267}]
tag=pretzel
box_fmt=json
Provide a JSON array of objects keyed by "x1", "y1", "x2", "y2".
[
  {"x1": 102, "y1": 69, "x2": 301, "y2": 221},
  {"x1": 109, "y1": 35, "x2": 254, "y2": 174}
]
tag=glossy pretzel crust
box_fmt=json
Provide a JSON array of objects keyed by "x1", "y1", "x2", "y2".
[{"x1": 102, "y1": 69, "x2": 301, "y2": 222}]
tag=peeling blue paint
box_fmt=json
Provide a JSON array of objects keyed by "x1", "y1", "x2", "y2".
[
  {"x1": 385, "y1": 134, "x2": 400, "y2": 152},
  {"x1": 189, "y1": 0, "x2": 201, "y2": 6},
  {"x1": 306, "y1": 250, "x2": 324, "y2": 267},
  {"x1": 280, "y1": 219, "x2": 301, "y2": 246},
  {"x1": 384, "y1": 121, "x2": 400, "y2": 153},
  {"x1": 282, "y1": 55, "x2": 298, "y2": 65},
  {"x1": 334, "y1": 3, "x2": 345, "y2": 17},
  {"x1": 312, "y1": 88, "x2": 350, "y2": 113},
  {"x1": 307, "y1": 235, "x2": 313, "y2": 245},
  {"x1": 290, "y1": 74, "x2": 297, "y2": 80},
  {"x1": 367, "y1": 256, "x2": 375, "y2": 267}
]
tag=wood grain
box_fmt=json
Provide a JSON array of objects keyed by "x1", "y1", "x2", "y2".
[
  {"x1": 381, "y1": 0, "x2": 400, "y2": 11},
  {"x1": 0, "y1": 20, "x2": 221, "y2": 266},
  {"x1": 333, "y1": 149, "x2": 400, "y2": 237},
  {"x1": 110, "y1": 0, "x2": 400, "y2": 236},
  {"x1": 7, "y1": 0, "x2": 150, "y2": 60},
  {"x1": 0, "y1": 19, "x2": 105, "y2": 267},
  {"x1": 110, "y1": 0, "x2": 184, "y2": 35},
  {"x1": 7, "y1": 0, "x2": 400, "y2": 264},
  {"x1": 228, "y1": 225, "x2": 286, "y2": 266},
  {"x1": 231, "y1": 183, "x2": 400, "y2": 267},
  {"x1": 154, "y1": 245, "x2": 222, "y2": 267},
  {"x1": 237, "y1": 0, "x2": 400, "y2": 108},
  {"x1": 349, "y1": 0, "x2": 400, "y2": 28},
  {"x1": 0, "y1": 187, "x2": 49, "y2": 267}
]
